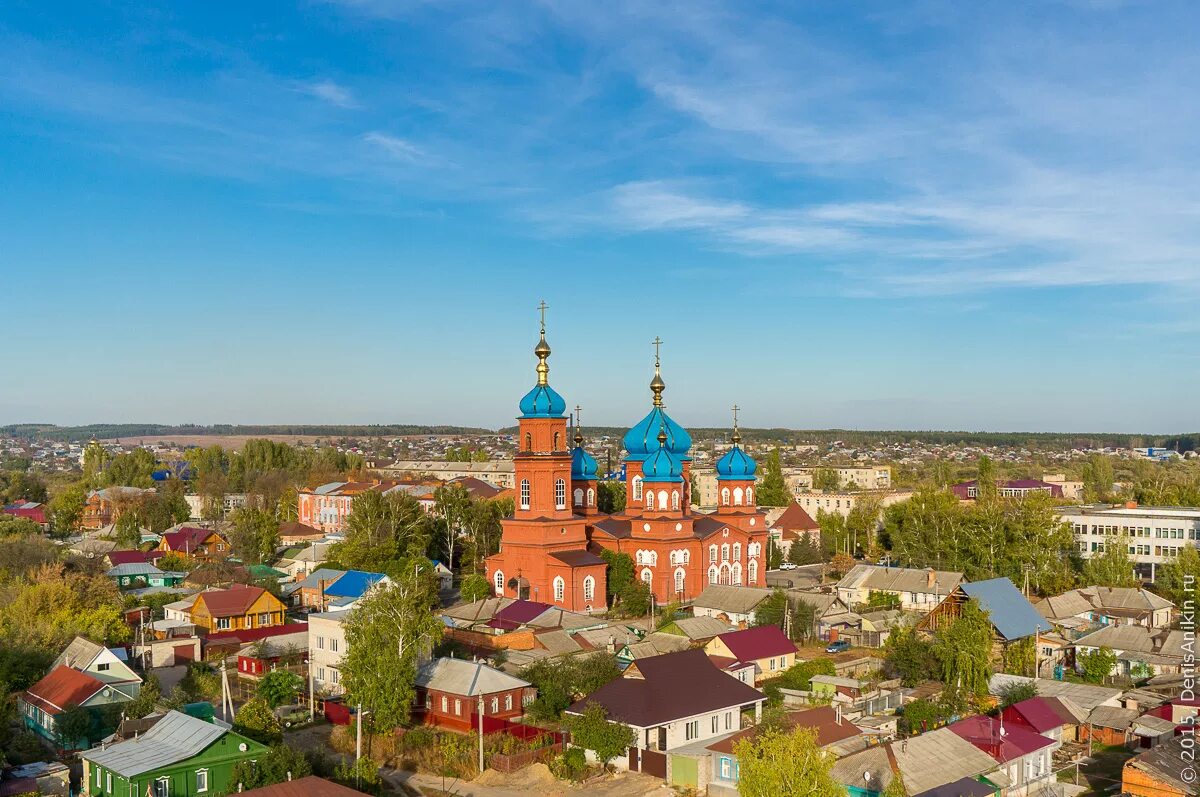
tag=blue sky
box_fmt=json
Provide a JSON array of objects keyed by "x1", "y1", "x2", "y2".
[{"x1": 2, "y1": 1, "x2": 1198, "y2": 433}]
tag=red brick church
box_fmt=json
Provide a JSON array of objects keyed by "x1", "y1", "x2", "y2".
[{"x1": 485, "y1": 311, "x2": 769, "y2": 613}]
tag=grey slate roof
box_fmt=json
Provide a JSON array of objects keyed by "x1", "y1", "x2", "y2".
[
  {"x1": 692, "y1": 585, "x2": 773, "y2": 615},
  {"x1": 831, "y1": 727, "x2": 1000, "y2": 796},
  {"x1": 80, "y1": 711, "x2": 227, "y2": 776},
  {"x1": 414, "y1": 658, "x2": 530, "y2": 696},
  {"x1": 55, "y1": 636, "x2": 105, "y2": 670},
  {"x1": 667, "y1": 616, "x2": 736, "y2": 640},
  {"x1": 960, "y1": 578, "x2": 1051, "y2": 641},
  {"x1": 1125, "y1": 737, "x2": 1199, "y2": 794},
  {"x1": 106, "y1": 563, "x2": 165, "y2": 578},
  {"x1": 988, "y1": 675, "x2": 1123, "y2": 714},
  {"x1": 1038, "y1": 586, "x2": 1173, "y2": 621},
  {"x1": 838, "y1": 564, "x2": 964, "y2": 596}
]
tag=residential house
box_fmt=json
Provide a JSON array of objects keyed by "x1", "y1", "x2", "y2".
[
  {"x1": 187, "y1": 585, "x2": 288, "y2": 633},
  {"x1": 1001, "y1": 696, "x2": 1087, "y2": 743},
  {"x1": 699, "y1": 705, "x2": 865, "y2": 795},
  {"x1": 811, "y1": 675, "x2": 868, "y2": 701},
  {"x1": 297, "y1": 481, "x2": 411, "y2": 534},
  {"x1": 203, "y1": 622, "x2": 309, "y2": 660},
  {"x1": 1083, "y1": 705, "x2": 1139, "y2": 746},
  {"x1": 691, "y1": 585, "x2": 773, "y2": 626},
  {"x1": 413, "y1": 658, "x2": 535, "y2": 732},
  {"x1": 768, "y1": 502, "x2": 820, "y2": 556},
  {"x1": 235, "y1": 629, "x2": 309, "y2": 680},
  {"x1": 321, "y1": 569, "x2": 388, "y2": 608},
  {"x1": 80, "y1": 710, "x2": 267, "y2": 797},
  {"x1": 1124, "y1": 737, "x2": 1199, "y2": 797},
  {"x1": 285, "y1": 568, "x2": 347, "y2": 610},
  {"x1": 988, "y1": 674, "x2": 1125, "y2": 717},
  {"x1": 703, "y1": 625, "x2": 797, "y2": 683},
  {"x1": 81, "y1": 487, "x2": 156, "y2": 530},
  {"x1": 156, "y1": 526, "x2": 229, "y2": 562},
  {"x1": 53, "y1": 637, "x2": 142, "y2": 698},
  {"x1": 920, "y1": 578, "x2": 1051, "y2": 660},
  {"x1": 616, "y1": 632, "x2": 693, "y2": 669},
  {"x1": 837, "y1": 565, "x2": 964, "y2": 612},
  {"x1": 274, "y1": 541, "x2": 333, "y2": 578},
  {"x1": 659, "y1": 615, "x2": 736, "y2": 643},
  {"x1": 431, "y1": 560, "x2": 454, "y2": 590},
  {"x1": 1037, "y1": 586, "x2": 1174, "y2": 631},
  {"x1": 105, "y1": 563, "x2": 187, "y2": 590},
  {"x1": 566, "y1": 648, "x2": 766, "y2": 774},
  {"x1": 2, "y1": 500, "x2": 49, "y2": 529},
  {"x1": 308, "y1": 611, "x2": 350, "y2": 696},
  {"x1": 1071, "y1": 624, "x2": 1186, "y2": 677},
  {"x1": 831, "y1": 726, "x2": 1003, "y2": 797},
  {"x1": 949, "y1": 714, "x2": 1059, "y2": 797},
  {"x1": 277, "y1": 521, "x2": 326, "y2": 545},
  {"x1": 105, "y1": 549, "x2": 165, "y2": 568},
  {"x1": 20, "y1": 666, "x2": 135, "y2": 749}
]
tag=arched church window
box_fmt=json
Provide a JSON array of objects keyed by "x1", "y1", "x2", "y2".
[
  {"x1": 583, "y1": 576, "x2": 595, "y2": 601},
  {"x1": 574, "y1": 488, "x2": 584, "y2": 506},
  {"x1": 733, "y1": 542, "x2": 741, "y2": 561},
  {"x1": 640, "y1": 568, "x2": 652, "y2": 585},
  {"x1": 709, "y1": 545, "x2": 717, "y2": 563},
  {"x1": 519, "y1": 480, "x2": 530, "y2": 510},
  {"x1": 731, "y1": 562, "x2": 742, "y2": 585},
  {"x1": 645, "y1": 492, "x2": 654, "y2": 510},
  {"x1": 721, "y1": 487, "x2": 730, "y2": 506},
  {"x1": 554, "y1": 431, "x2": 561, "y2": 450},
  {"x1": 721, "y1": 543, "x2": 730, "y2": 562},
  {"x1": 525, "y1": 433, "x2": 532, "y2": 451},
  {"x1": 658, "y1": 491, "x2": 668, "y2": 511},
  {"x1": 748, "y1": 560, "x2": 758, "y2": 584},
  {"x1": 671, "y1": 491, "x2": 680, "y2": 510},
  {"x1": 494, "y1": 570, "x2": 505, "y2": 595},
  {"x1": 553, "y1": 576, "x2": 565, "y2": 602},
  {"x1": 632, "y1": 476, "x2": 643, "y2": 501},
  {"x1": 555, "y1": 479, "x2": 566, "y2": 510},
  {"x1": 746, "y1": 487, "x2": 754, "y2": 504},
  {"x1": 708, "y1": 566, "x2": 718, "y2": 584},
  {"x1": 734, "y1": 487, "x2": 744, "y2": 506},
  {"x1": 674, "y1": 568, "x2": 685, "y2": 594},
  {"x1": 587, "y1": 488, "x2": 595, "y2": 506}
]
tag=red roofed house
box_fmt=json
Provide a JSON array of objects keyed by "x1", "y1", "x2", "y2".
[
  {"x1": 950, "y1": 714, "x2": 1059, "y2": 796},
  {"x1": 703, "y1": 625, "x2": 797, "y2": 684},
  {"x1": 187, "y1": 584, "x2": 287, "y2": 634},
  {"x1": 1001, "y1": 695, "x2": 1085, "y2": 743},
  {"x1": 278, "y1": 521, "x2": 326, "y2": 544},
  {"x1": 19, "y1": 665, "x2": 135, "y2": 749},
  {"x1": 106, "y1": 549, "x2": 165, "y2": 567},
  {"x1": 2, "y1": 501, "x2": 49, "y2": 528},
  {"x1": 768, "y1": 502, "x2": 820, "y2": 557},
  {"x1": 156, "y1": 526, "x2": 229, "y2": 562}
]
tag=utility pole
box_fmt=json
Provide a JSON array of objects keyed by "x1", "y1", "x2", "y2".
[{"x1": 355, "y1": 703, "x2": 363, "y2": 787}]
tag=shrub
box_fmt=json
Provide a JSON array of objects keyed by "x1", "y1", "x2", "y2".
[{"x1": 551, "y1": 747, "x2": 588, "y2": 782}]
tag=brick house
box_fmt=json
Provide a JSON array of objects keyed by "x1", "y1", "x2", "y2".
[
  {"x1": 156, "y1": 526, "x2": 229, "y2": 562},
  {"x1": 412, "y1": 658, "x2": 534, "y2": 732},
  {"x1": 703, "y1": 625, "x2": 797, "y2": 684}
]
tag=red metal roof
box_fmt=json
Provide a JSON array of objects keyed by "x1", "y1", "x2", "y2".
[
  {"x1": 238, "y1": 776, "x2": 365, "y2": 797},
  {"x1": 770, "y1": 502, "x2": 820, "y2": 531},
  {"x1": 1002, "y1": 696, "x2": 1072, "y2": 733},
  {"x1": 204, "y1": 621, "x2": 308, "y2": 646},
  {"x1": 2, "y1": 504, "x2": 47, "y2": 524},
  {"x1": 713, "y1": 625, "x2": 796, "y2": 662},
  {"x1": 708, "y1": 705, "x2": 861, "y2": 753},
  {"x1": 23, "y1": 665, "x2": 106, "y2": 715},
  {"x1": 949, "y1": 714, "x2": 1055, "y2": 763},
  {"x1": 160, "y1": 526, "x2": 224, "y2": 553}
]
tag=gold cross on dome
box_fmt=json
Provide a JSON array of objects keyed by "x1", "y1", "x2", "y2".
[
  {"x1": 732, "y1": 404, "x2": 740, "y2": 427},
  {"x1": 651, "y1": 336, "x2": 663, "y2": 364},
  {"x1": 537, "y1": 300, "x2": 549, "y2": 331}
]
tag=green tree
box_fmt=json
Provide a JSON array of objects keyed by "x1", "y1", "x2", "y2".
[
  {"x1": 1156, "y1": 545, "x2": 1200, "y2": 605},
  {"x1": 733, "y1": 726, "x2": 841, "y2": 797},
  {"x1": 566, "y1": 702, "x2": 635, "y2": 772},
  {"x1": 257, "y1": 669, "x2": 304, "y2": 709},
  {"x1": 812, "y1": 468, "x2": 839, "y2": 492},
  {"x1": 597, "y1": 481, "x2": 626, "y2": 513},
  {"x1": 757, "y1": 450, "x2": 791, "y2": 507},
  {"x1": 882, "y1": 770, "x2": 910, "y2": 797},
  {"x1": 56, "y1": 704, "x2": 96, "y2": 749},
  {"x1": 234, "y1": 697, "x2": 282, "y2": 744},
  {"x1": 229, "y1": 744, "x2": 312, "y2": 791},
  {"x1": 619, "y1": 580, "x2": 651, "y2": 617},
  {"x1": 103, "y1": 448, "x2": 159, "y2": 488},
  {"x1": 885, "y1": 626, "x2": 938, "y2": 686},
  {"x1": 519, "y1": 653, "x2": 621, "y2": 721},
  {"x1": 432, "y1": 483, "x2": 472, "y2": 571},
  {"x1": 1082, "y1": 455, "x2": 1116, "y2": 503},
  {"x1": 788, "y1": 534, "x2": 822, "y2": 565},
  {"x1": 332, "y1": 491, "x2": 430, "y2": 574},
  {"x1": 997, "y1": 679, "x2": 1038, "y2": 708},
  {"x1": 1082, "y1": 535, "x2": 1139, "y2": 588},
  {"x1": 1003, "y1": 637, "x2": 1035, "y2": 677},
  {"x1": 340, "y1": 570, "x2": 442, "y2": 731},
  {"x1": 976, "y1": 455, "x2": 999, "y2": 504},
  {"x1": 932, "y1": 599, "x2": 993, "y2": 696},
  {"x1": 753, "y1": 589, "x2": 815, "y2": 640},
  {"x1": 1078, "y1": 646, "x2": 1116, "y2": 684},
  {"x1": 228, "y1": 507, "x2": 280, "y2": 565},
  {"x1": 0, "y1": 516, "x2": 41, "y2": 536},
  {"x1": 124, "y1": 673, "x2": 162, "y2": 719},
  {"x1": 49, "y1": 485, "x2": 87, "y2": 536},
  {"x1": 600, "y1": 549, "x2": 634, "y2": 606},
  {"x1": 459, "y1": 573, "x2": 492, "y2": 603}
]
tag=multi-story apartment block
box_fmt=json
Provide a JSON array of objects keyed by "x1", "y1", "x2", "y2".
[
  {"x1": 784, "y1": 466, "x2": 892, "y2": 492},
  {"x1": 1058, "y1": 503, "x2": 1200, "y2": 581},
  {"x1": 307, "y1": 611, "x2": 350, "y2": 696},
  {"x1": 794, "y1": 489, "x2": 912, "y2": 520},
  {"x1": 380, "y1": 460, "x2": 516, "y2": 489}
]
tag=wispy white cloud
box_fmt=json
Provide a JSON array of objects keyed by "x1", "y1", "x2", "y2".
[
  {"x1": 362, "y1": 131, "x2": 427, "y2": 162},
  {"x1": 300, "y1": 79, "x2": 359, "y2": 109}
]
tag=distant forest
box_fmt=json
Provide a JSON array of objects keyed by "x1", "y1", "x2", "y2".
[{"x1": 5, "y1": 423, "x2": 1196, "y2": 451}]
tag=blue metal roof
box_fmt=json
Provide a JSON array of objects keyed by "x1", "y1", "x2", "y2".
[
  {"x1": 960, "y1": 578, "x2": 1052, "y2": 641},
  {"x1": 324, "y1": 569, "x2": 387, "y2": 599},
  {"x1": 623, "y1": 406, "x2": 691, "y2": 461},
  {"x1": 715, "y1": 445, "x2": 757, "y2": 481},
  {"x1": 518, "y1": 383, "x2": 566, "y2": 418}
]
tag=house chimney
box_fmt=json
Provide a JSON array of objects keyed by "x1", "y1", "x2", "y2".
[
  {"x1": 926, "y1": 569, "x2": 936, "y2": 589},
  {"x1": 836, "y1": 704, "x2": 842, "y2": 725}
]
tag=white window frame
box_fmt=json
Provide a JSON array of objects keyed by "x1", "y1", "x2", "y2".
[
  {"x1": 553, "y1": 576, "x2": 565, "y2": 602},
  {"x1": 632, "y1": 476, "x2": 643, "y2": 501},
  {"x1": 494, "y1": 570, "x2": 505, "y2": 595},
  {"x1": 196, "y1": 768, "x2": 209, "y2": 793},
  {"x1": 583, "y1": 576, "x2": 595, "y2": 601},
  {"x1": 520, "y1": 479, "x2": 530, "y2": 510},
  {"x1": 555, "y1": 479, "x2": 567, "y2": 510}
]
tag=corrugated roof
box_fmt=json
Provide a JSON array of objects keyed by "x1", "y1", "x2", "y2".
[
  {"x1": 23, "y1": 666, "x2": 107, "y2": 714},
  {"x1": 693, "y1": 585, "x2": 773, "y2": 614},
  {"x1": 667, "y1": 616, "x2": 734, "y2": 640},
  {"x1": 414, "y1": 658, "x2": 530, "y2": 696},
  {"x1": 839, "y1": 564, "x2": 963, "y2": 597},
  {"x1": 193, "y1": 585, "x2": 269, "y2": 618},
  {"x1": 711, "y1": 625, "x2": 795, "y2": 662},
  {"x1": 238, "y1": 776, "x2": 366, "y2": 797},
  {"x1": 81, "y1": 710, "x2": 236, "y2": 776},
  {"x1": 949, "y1": 715, "x2": 1055, "y2": 762},
  {"x1": 323, "y1": 570, "x2": 386, "y2": 599},
  {"x1": 960, "y1": 578, "x2": 1050, "y2": 641}
]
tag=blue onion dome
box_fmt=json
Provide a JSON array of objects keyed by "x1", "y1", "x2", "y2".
[
  {"x1": 642, "y1": 428, "x2": 683, "y2": 483},
  {"x1": 571, "y1": 431, "x2": 598, "y2": 480},
  {"x1": 716, "y1": 444, "x2": 757, "y2": 481},
  {"x1": 623, "y1": 408, "x2": 691, "y2": 461},
  {"x1": 519, "y1": 383, "x2": 565, "y2": 417},
  {"x1": 518, "y1": 325, "x2": 566, "y2": 418}
]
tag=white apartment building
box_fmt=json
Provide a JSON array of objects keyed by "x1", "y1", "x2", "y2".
[
  {"x1": 380, "y1": 460, "x2": 516, "y2": 488},
  {"x1": 784, "y1": 466, "x2": 892, "y2": 492},
  {"x1": 308, "y1": 611, "x2": 350, "y2": 696},
  {"x1": 1058, "y1": 504, "x2": 1200, "y2": 581},
  {"x1": 794, "y1": 489, "x2": 912, "y2": 520}
]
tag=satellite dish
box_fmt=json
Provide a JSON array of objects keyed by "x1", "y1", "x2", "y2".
[
  {"x1": 239, "y1": 743, "x2": 248, "y2": 751},
  {"x1": 864, "y1": 772, "x2": 872, "y2": 783}
]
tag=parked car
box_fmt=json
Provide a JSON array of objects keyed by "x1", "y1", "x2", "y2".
[
  {"x1": 825, "y1": 640, "x2": 851, "y2": 653},
  {"x1": 779, "y1": 562, "x2": 798, "y2": 570}
]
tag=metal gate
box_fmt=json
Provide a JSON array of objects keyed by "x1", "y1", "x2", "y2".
[
  {"x1": 641, "y1": 750, "x2": 667, "y2": 779},
  {"x1": 628, "y1": 747, "x2": 640, "y2": 772}
]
